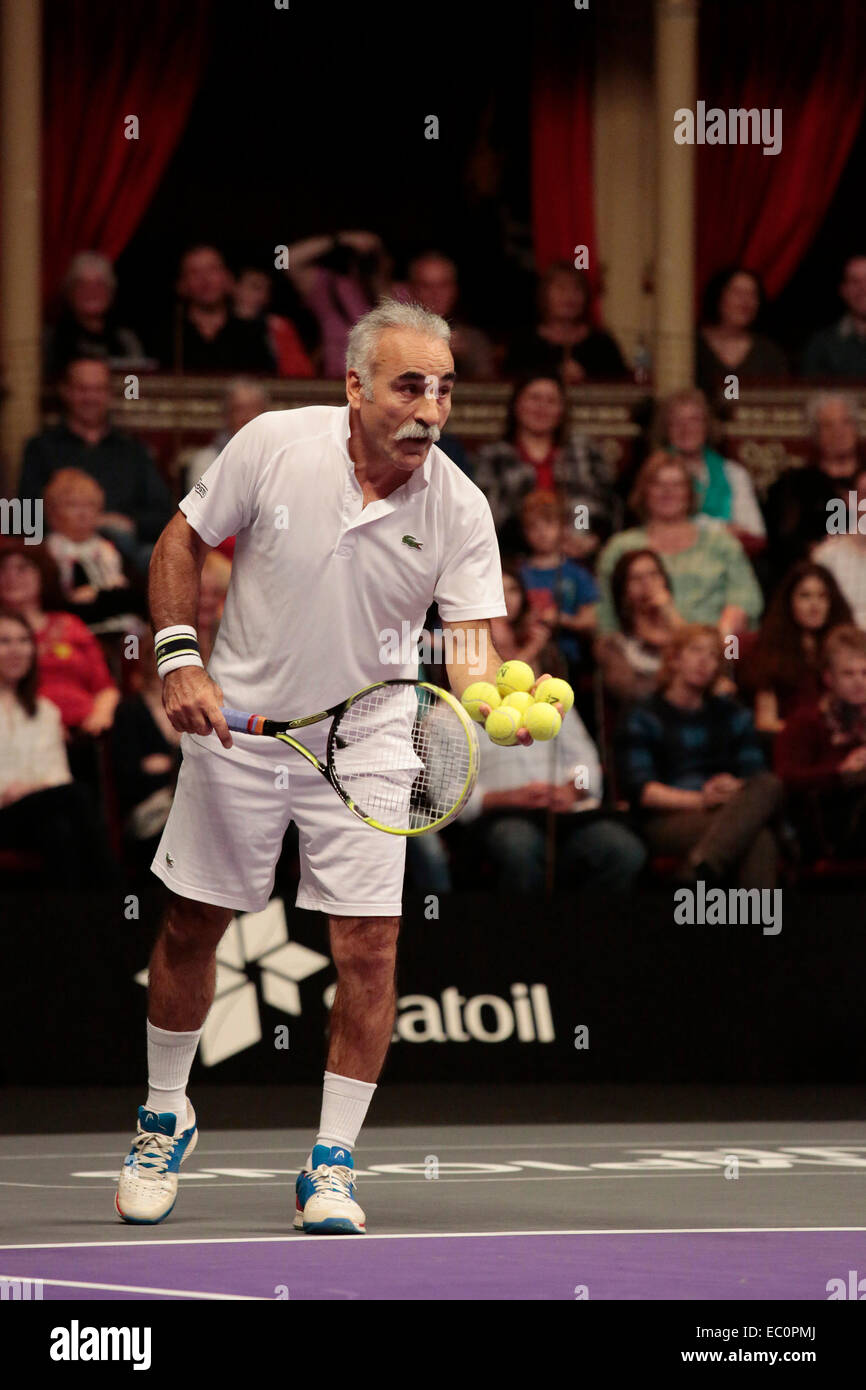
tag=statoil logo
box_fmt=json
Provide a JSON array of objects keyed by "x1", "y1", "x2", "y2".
[{"x1": 394, "y1": 983, "x2": 555, "y2": 1043}]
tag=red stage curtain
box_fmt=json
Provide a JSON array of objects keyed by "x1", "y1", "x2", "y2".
[
  {"x1": 42, "y1": 0, "x2": 211, "y2": 306},
  {"x1": 531, "y1": 3, "x2": 597, "y2": 287},
  {"x1": 697, "y1": 0, "x2": 866, "y2": 301}
]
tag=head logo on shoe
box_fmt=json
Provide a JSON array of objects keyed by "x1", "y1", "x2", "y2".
[{"x1": 139, "y1": 1107, "x2": 175, "y2": 1137}]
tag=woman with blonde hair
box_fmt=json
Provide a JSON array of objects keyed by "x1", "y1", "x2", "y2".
[{"x1": 596, "y1": 452, "x2": 763, "y2": 636}]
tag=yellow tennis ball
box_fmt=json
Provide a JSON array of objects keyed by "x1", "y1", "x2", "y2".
[
  {"x1": 485, "y1": 706, "x2": 520, "y2": 745},
  {"x1": 495, "y1": 660, "x2": 536, "y2": 697},
  {"x1": 533, "y1": 677, "x2": 574, "y2": 715},
  {"x1": 524, "y1": 702, "x2": 562, "y2": 741},
  {"x1": 461, "y1": 681, "x2": 501, "y2": 723},
  {"x1": 502, "y1": 691, "x2": 534, "y2": 716}
]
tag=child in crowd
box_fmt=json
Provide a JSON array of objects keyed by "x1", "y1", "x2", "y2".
[
  {"x1": 517, "y1": 490, "x2": 598, "y2": 684},
  {"x1": 617, "y1": 624, "x2": 783, "y2": 888},
  {"x1": 44, "y1": 468, "x2": 144, "y2": 633},
  {"x1": 775, "y1": 625, "x2": 866, "y2": 860}
]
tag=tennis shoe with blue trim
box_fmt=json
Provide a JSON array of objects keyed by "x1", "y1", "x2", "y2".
[
  {"x1": 115, "y1": 1105, "x2": 198, "y2": 1224},
  {"x1": 294, "y1": 1143, "x2": 366, "y2": 1234}
]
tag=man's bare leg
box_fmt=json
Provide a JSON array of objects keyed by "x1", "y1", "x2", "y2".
[
  {"x1": 148, "y1": 892, "x2": 234, "y2": 1031},
  {"x1": 326, "y1": 914, "x2": 400, "y2": 1080}
]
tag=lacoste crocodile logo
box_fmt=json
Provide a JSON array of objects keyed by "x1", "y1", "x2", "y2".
[{"x1": 402, "y1": 535, "x2": 423, "y2": 550}]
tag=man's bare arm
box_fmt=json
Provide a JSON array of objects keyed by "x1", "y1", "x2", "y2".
[
  {"x1": 149, "y1": 512, "x2": 210, "y2": 631},
  {"x1": 149, "y1": 513, "x2": 232, "y2": 747}
]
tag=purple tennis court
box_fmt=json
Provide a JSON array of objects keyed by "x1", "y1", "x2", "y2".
[
  {"x1": 2, "y1": 1229, "x2": 865, "y2": 1301},
  {"x1": 2, "y1": 1090, "x2": 865, "y2": 1301}
]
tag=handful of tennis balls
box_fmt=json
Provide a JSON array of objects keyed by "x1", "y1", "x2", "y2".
[{"x1": 461, "y1": 663, "x2": 574, "y2": 746}]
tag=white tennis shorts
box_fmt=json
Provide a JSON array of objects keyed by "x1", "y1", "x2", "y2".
[{"x1": 151, "y1": 734, "x2": 407, "y2": 915}]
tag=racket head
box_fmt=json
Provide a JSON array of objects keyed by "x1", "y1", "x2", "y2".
[{"x1": 326, "y1": 680, "x2": 480, "y2": 835}]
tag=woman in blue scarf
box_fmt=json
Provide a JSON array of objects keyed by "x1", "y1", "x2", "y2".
[{"x1": 656, "y1": 389, "x2": 766, "y2": 558}]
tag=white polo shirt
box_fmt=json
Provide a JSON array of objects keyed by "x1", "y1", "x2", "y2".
[{"x1": 179, "y1": 404, "x2": 506, "y2": 767}]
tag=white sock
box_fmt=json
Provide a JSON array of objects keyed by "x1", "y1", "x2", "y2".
[
  {"x1": 306, "y1": 1071, "x2": 377, "y2": 1167},
  {"x1": 145, "y1": 1020, "x2": 202, "y2": 1130}
]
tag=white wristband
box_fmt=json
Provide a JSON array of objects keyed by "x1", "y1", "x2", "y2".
[{"x1": 154, "y1": 625, "x2": 204, "y2": 679}]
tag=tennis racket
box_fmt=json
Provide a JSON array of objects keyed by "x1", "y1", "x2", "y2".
[{"x1": 221, "y1": 679, "x2": 479, "y2": 836}]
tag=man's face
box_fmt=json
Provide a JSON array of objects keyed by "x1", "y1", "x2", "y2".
[
  {"x1": 840, "y1": 258, "x2": 866, "y2": 320},
  {"x1": 718, "y1": 272, "x2": 760, "y2": 329},
  {"x1": 48, "y1": 492, "x2": 102, "y2": 542},
  {"x1": 179, "y1": 249, "x2": 232, "y2": 308},
  {"x1": 675, "y1": 636, "x2": 720, "y2": 691},
  {"x1": 348, "y1": 328, "x2": 455, "y2": 473},
  {"x1": 816, "y1": 398, "x2": 857, "y2": 458},
  {"x1": 825, "y1": 650, "x2": 866, "y2": 706},
  {"x1": 409, "y1": 259, "x2": 458, "y2": 318},
  {"x1": 668, "y1": 402, "x2": 707, "y2": 455},
  {"x1": 514, "y1": 379, "x2": 564, "y2": 436},
  {"x1": 61, "y1": 361, "x2": 112, "y2": 431},
  {"x1": 68, "y1": 272, "x2": 113, "y2": 321}
]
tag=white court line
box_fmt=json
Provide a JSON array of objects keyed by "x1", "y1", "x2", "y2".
[
  {"x1": 1, "y1": 1225, "x2": 865, "y2": 1251},
  {"x1": 0, "y1": 1273, "x2": 264, "y2": 1300},
  {"x1": 2, "y1": 1138, "x2": 865, "y2": 1160},
  {"x1": 4, "y1": 1169, "x2": 866, "y2": 1192}
]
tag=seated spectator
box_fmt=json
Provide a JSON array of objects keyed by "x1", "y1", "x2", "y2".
[
  {"x1": 44, "y1": 468, "x2": 145, "y2": 633},
  {"x1": 460, "y1": 686, "x2": 646, "y2": 896},
  {"x1": 43, "y1": 251, "x2": 147, "y2": 380},
  {"x1": 516, "y1": 490, "x2": 597, "y2": 684},
  {"x1": 18, "y1": 358, "x2": 173, "y2": 576},
  {"x1": 597, "y1": 453, "x2": 763, "y2": 636},
  {"x1": 183, "y1": 378, "x2": 271, "y2": 495},
  {"x1": 473, "y1": 373, "x2": 621, "y2": 557},
  {"x1": 0, "y1": 542, "x2": 119, "y2": 739},
  {"x1": 775, "y1": 625, "x2": 866, "y2": 861},
  {"x1": 741, "y1": 561, "x2": 853, "y2": 733},
  {"x1": 490, "y1": 561, "x2": 565, "y2": 677},
  {"x1": 505, "y1": 263, "x2": 627, "y2": 383},
  {"x1": 696, "y1": 266, "x2": 787, "y2": 403},
  {"x1": 401, "y1": 251, "x2": 496, "y2": 380},
  {"x1": 0, "y1": 608, "x2": 114, "y2": 888},
  {"x1": 802, "y1": 255, "x2": 866, "y2": 379},
  {"x1": 286, "y1": 231, "x2": 394, "y2": 378},
  {"x1": 616, "y1": 625, "x2": 783, "y2": 888},
  {"x1": 233, "y1": 267, "x2": 315, "y2": 378},
  {"x1": 811, "y1": 466, "x2": 866, "y2": 627},
  {"x1": 764, "y1": 392, "x2": 862, "y2": 585},
  {"x1": 172, "y1": 245, "x2": 275, "y2": 372},
  {"x1": 111, "y1": 632, "x2": 181, "y2": 870},
  {"x1": 654, "y1": 388, "x2": 765, "y2": 555},
  {"x1": 595, "y1": 549, "x2": 684, "y2": 704}
]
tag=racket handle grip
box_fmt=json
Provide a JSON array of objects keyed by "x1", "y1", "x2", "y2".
[{"x1": 222, "y1": 707, "x2": 258, "y2": 734}]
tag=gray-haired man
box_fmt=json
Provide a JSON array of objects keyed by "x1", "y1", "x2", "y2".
[{"x1": 116, "y1": 299, "x2": 519, "y2": 1234}]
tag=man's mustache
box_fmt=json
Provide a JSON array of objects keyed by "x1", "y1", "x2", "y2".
[{"x1": 394, "y1": 420, "x2": 441, "y2": 443}]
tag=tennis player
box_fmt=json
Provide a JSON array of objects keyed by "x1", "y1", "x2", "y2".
[{"x1": 116, "y1": 299, "x2": 556, "y2": 1232}]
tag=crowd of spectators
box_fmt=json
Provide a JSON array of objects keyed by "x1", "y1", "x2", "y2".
[{"x1": 4, "y1": 238, "x2": 866, "y2": 895}]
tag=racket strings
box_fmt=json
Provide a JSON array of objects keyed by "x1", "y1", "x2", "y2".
[{"x1": 331, "y1": 685, "x2": 475, "y2": 830}]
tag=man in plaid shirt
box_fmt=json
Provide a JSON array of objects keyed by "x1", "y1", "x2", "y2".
[{"x1": 617, "y1": 624, "x2": 783, "y2": 887}]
